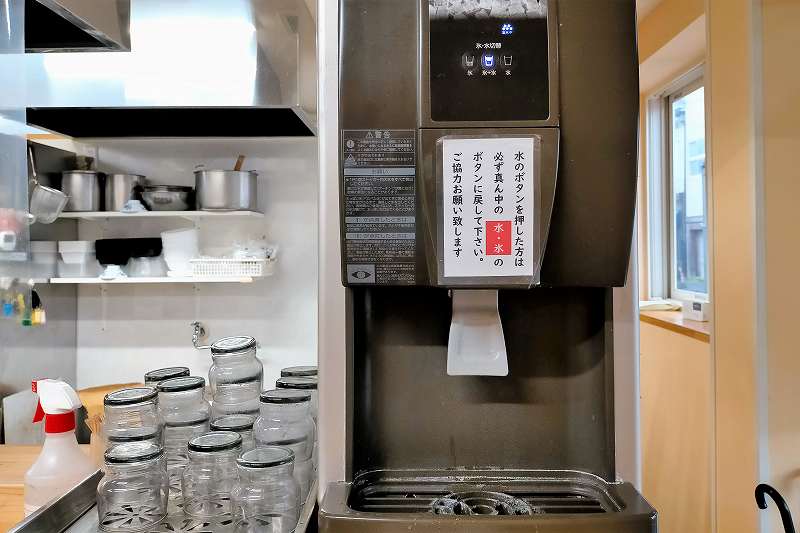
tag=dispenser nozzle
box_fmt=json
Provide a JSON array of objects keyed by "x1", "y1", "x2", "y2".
[{"x1": 447, "y1": 290, "x2": 509, "y2": 376}]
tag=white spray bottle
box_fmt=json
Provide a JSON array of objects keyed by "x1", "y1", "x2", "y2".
[{"x1": 24, "y1": 379, "x2": 98, "y2": 516}]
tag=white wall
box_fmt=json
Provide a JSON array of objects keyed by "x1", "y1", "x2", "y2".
[{"x1": 73, "y1": 138, "x2": 318, "y2": 390}]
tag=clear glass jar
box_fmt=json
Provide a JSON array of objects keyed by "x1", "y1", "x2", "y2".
[
  {"x1": 231, "y1": 447, "x2": 300, "y2": 533},
  {"x1": 280, "y1": 365, "x2": 317, "y2": 378},
  {"x1": 275, "y1": 376, "x2": 318, "y2": 423},
  {"x1": 208, "y1": 336, "x2": 263, "y2": 417},
  {"x1": 254, "y1": 389, "x2": 315, "y2": 502},
  {"x1": 103, "y1": 388, "x2": 163, "y2": 449},
  {"x1": 97, "y1": 442, "x2": 168, "y2": 532},
  {"x1": 210, "y1": 414, "x2": 256, "y2": 452},
  {"x1": 275, "y1": 376, "x2": 319, "y2": 473},
  {"x1": 182, "y1": 431, "x2": 243, "y2": 518},
  {"x1": 157, "y1": 376, "x2": 211, "y2": 496},
  {"x1": 144, "y1": 366, "x2": 190, "y2": 387}
]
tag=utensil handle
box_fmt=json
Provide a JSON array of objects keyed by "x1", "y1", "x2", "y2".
[{"x1": 233, "y1": 154, "x2": 246, "y2": 171}]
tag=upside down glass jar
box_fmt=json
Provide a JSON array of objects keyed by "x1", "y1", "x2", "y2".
[
  {"x1": 210, "y1": 414, "x2": 256, "y2": 452},
  {"x1": 231, "y1": 447, "x2": 300, "y2": 533},
  {"x1": 103, "y1": 388, "x2": 163, "y2": 449},
  {"x1": 208, "y1": 336, "x2": 263, "y2": 417},
  {"x1": 144, "y1": 366, "x2": 190, "y2": 387},
  {"x1": 182, "y1": 431, "x2": 243, "y2": 518},
  {"x1": 254, "y1": 389, "x2": 315, "y2": 502},
  {"x1": 97, "y1": 442, "x2": 169, "y2": 533},
  {"x1": 157, "y1": 376, "x2": 211, "y2": 497}
]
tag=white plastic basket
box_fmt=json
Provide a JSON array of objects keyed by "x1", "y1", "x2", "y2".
[{"x1": 190, "y1": 256, "x2": 275, "y2": 278}]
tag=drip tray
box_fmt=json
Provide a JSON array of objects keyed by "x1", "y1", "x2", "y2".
[{"x1": 321, "y1": 470, "x2": 657, "y2": 533}]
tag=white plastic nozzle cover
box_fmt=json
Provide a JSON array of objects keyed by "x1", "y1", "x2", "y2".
[{"x1": 32, "y1": 379, "x2": 82, "y2": 418}]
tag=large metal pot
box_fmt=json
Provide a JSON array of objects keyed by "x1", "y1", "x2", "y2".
[
  {"x1": 62, "y1": 171, "x2": 103, "y2": 212},
  {"x1": 194, "y1": 169, "x2": 258, "y2": 211},
  {"x1": 105, "y1": 174, "x2": 146, "y2": 212}
]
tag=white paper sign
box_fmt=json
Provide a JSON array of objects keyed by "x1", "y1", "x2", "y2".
[{"x1": 442, "y1": 137, "x2": 536, "y2": 278}]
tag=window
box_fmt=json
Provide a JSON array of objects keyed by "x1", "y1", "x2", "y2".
[{"x1": 647, "y1": 68, "x2": 709, "y2": 301}]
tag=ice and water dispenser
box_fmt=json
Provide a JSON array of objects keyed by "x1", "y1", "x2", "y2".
[{"x1": 321, "y1": 0, "x2": 657, "y2": 531}]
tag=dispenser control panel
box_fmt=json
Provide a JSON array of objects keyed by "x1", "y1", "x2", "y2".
[{"x1": 429, "y1": 1, "x2": 550, "y2": 122}]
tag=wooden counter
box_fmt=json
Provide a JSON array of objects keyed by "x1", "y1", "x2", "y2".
[
  {"x1": 0, "y1": 446, "x2": 42, "y2": 533},
  {"x1": 0, "y1": 445, "x2": 92, "y2": 533}
]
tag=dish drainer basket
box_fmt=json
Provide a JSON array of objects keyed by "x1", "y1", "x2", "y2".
[{"x1": 190, "y1": 256, "x2": 275, "y2": 278}]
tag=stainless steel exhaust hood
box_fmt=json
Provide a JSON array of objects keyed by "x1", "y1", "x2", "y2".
[
  {"x1": 25, "y1": 0, "x2": 131, "y2": 52},
  {"x1": 17, "y1": 0, "x2": 318, "y2": 136}
]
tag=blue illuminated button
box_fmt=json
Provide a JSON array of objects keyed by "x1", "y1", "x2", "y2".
[{"x1": 482, "y1": 53, "x2": 495, "y2": 69}]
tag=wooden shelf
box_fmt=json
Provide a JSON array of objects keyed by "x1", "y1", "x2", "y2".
[
  {"x1": 640, "y1": 310, "x2": 711, "y2": 343},
  {"x1": 49, "y1": 276, "x2": 254, "y2": 284},
  {"x1": 59, "y1": 210, "x2": 264, "y2": 221}
]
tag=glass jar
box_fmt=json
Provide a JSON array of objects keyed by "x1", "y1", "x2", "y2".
[
  {"x1": 231, "y1": 447, "x2": 300, "y2": 533},
  {"x1": 97, "y1": 442, "x2": 168, "y2": 532},
  {"x1": 254, "y1": 389, "x2": 315, "y2": 502},
  {"x1": 280, "y1": 365, "x2": 317, "y2": 378},
  {"x1": 275, "y1": 376, "x2": 318, "y2": 422},
  {"x1": 103, "y1": 388, "x2": 163, "y2": 449},
  {"x1": 275, "y1": 376, "x2": 319, "y2": 473},
  {"x1": 144, "y1": 366, "x2": 190, "y2": 387},
  {"x1": 208, "y1": 336, "x2": 263, "y2": 417},
  {"x1": 157, "y1": 376, "x2": 211, "y2": 496},
  {"x1": 210, "y1": 414, "x2": 256, "y2": 452},
  {"x1": 182, "y1": 431, "x2": 243, "y2": 518}
]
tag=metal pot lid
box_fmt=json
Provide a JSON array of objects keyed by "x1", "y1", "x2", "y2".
[
  {"x1": 275, "y1": 376, "x2": 317, "y2": 390},
  {"x1": 104, "y1": 387, "x2": 158, "y2": 406},
  {"x1": 62, "y1": 170, "x2": 100, "y2": 175},
  {"x1": 259, "y1": 388, "x2": 311, "y2": 404},
  {"x1": 145, "y1": 366, "x2": 190, "y2": 383},
  {"x1": 157, "y1": 376, "x2": 205, "y2": 393},
  {"x1": 188, "y1": 431, "x2": 242, "y2": 453},
  {"x1": 108, "y1": 173, "x2": 145, "y2": 178},
  {"x1": 236, "y1": 447, "x2": 294, "y2": 469},
  {"x1": 104, "y1": 441, "x2": 164, "y2": 464},
  {"x1": 280, "y1": 365, "x2": 318, "y2": 378},
  {"x1": 211, "y1": 335, "x2": 257, "y2": 355},
  {"x1": 210, "y1": 414, "x2": 255, "y2": 432}
]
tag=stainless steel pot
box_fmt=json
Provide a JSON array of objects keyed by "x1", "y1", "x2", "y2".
[
  {"x1": 62, "y1": 171, "x2": 103, "y2": 212},
  {"x1": 194, "y1": 170, "x2": 258, "y2": 211},
  {"x1": 105, "y1": 174, "x2": 146, "y2": 212},
  {"x1": 142, "y1": 185, "x2": 192, "y2": 211}
]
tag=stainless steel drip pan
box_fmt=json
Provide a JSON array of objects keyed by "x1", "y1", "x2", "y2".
[
  {"x1": 320, "y1": 470, "x2": 657, "y2": 533},
  {"x1": 10, "y1": 472, "x2": 317, "y2": 533}
]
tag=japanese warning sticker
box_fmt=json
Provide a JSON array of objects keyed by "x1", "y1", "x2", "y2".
[
  {"x1": 342, "y1": 129, "x2": 416, "y2": 285},
  {"x1": 441, "y1": 137, "x2": 537, "y2": 279}
]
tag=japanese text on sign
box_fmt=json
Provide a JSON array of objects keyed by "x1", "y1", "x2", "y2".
[{"x1": 442, "y1": 137, "x2": 536, "y2": 278}]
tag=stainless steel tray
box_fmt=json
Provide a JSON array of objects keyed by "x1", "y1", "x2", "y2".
[{"x1": 9, "y1": 471, "x2": 317, "y2": 533}]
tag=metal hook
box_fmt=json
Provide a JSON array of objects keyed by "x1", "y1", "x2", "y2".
[
  {"x1": 191, "y1": 321, "x2": 211, "y2": 350},
  {"x1": 756, "y1": 483, "x2": 796, "y2": 533}
]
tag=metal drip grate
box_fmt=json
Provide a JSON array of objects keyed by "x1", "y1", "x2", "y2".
[
  {"x1": 349, "y1": 473, "x2": 619, "y2": 516},
  {"x1": 97, "y1": 499, "x2": 235, "y2": 533},
  {"x1": 99, "y1": 503, "x2": 166, "y2": 532}
]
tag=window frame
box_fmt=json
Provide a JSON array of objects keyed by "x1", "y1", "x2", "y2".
[{"x1": 647, "y1": 66, "x2": 709, "y2": 302}]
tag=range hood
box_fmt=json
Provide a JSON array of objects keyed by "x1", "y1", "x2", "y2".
[
  {"x1": 19, "y1": 0, "x2": 317, "y2": 136},
  {"x1": 25, "y1": 0, "x2": 131, "y2": 52}
]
